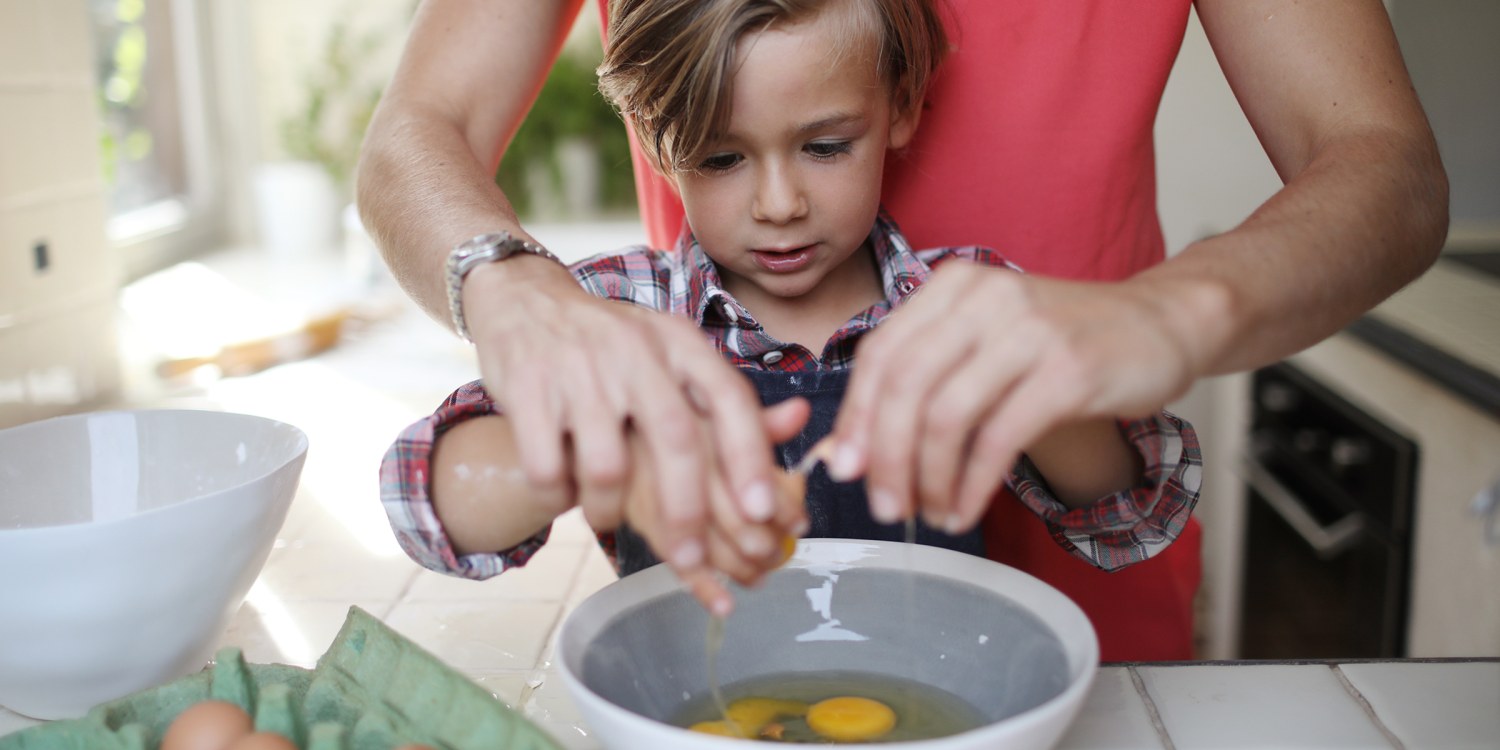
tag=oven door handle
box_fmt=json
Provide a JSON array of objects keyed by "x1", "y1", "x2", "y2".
[{"x1": 1240, "y1": 453, "x2": 1367, "y2": 559}]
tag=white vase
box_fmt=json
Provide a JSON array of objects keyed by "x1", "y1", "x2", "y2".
[{"x1": 252, "y1": 161, "x2": 340, "y2": 258}]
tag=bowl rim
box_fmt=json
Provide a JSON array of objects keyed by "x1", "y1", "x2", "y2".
[
  {"x1": 0, "y1": 408, "x2": 309, "y2": 536},
  {"x1": 556, "y1": 538, "x2": 1100, "y2": 748}
]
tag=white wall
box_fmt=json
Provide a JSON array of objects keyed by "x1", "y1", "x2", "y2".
[
  {"x1": 0, "y1": 2, "x2": 122, "y2": 428},
  {"x1": 1155, "y1": 9, "x2": 1285, "y2": 659},
  {"x1": 1392, "y1": 0, "x2": 1500, "y2": 235}
]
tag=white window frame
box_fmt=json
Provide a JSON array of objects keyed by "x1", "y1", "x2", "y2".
[{"x1": 105, "y1": 0, "x2": 231, "y2": 281}]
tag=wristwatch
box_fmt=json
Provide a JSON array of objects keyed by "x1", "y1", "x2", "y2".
[{"x1": 445, "y1": 231, "x2": 562, "y2": 342}]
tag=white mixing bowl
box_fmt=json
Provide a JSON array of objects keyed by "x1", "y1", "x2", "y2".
[
  {"x1": 0, "y1": 409, "x2": 308, "y2": 719},
  {"x1": 558, "y1": 539, "x2": 1098, "y2": 749}
]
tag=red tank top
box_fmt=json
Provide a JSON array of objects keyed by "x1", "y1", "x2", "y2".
[{"x1": 608, "y1": 0, "x2": 1192, "y2": 282}]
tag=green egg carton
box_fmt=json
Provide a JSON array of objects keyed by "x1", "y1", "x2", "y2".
[{"x1": 0, "y1": 606, "x2": 563, "y2": 750}]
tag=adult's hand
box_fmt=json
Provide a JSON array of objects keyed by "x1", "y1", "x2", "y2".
[
  {"x1": 463, "y1": 258, "x2": 805, "y2": 591},
  {"x1": 827, "y1": 262, "x2": 1198, "y2": 532},
  {"x1": 622, "y1": 397, "x2": 812, "y2": 616}
]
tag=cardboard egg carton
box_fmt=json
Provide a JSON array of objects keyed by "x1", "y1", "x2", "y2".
[{"x1": 0, "y1": 607, "x2": 561, "y2": 750}]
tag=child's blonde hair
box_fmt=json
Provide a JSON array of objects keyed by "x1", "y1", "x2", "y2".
[{"x1": 597, "y1": 0, "x2": 948, "y2": 174}]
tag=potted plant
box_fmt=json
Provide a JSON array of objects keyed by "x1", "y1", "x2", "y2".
[{"x1": 254, "y1": 19, "x2": 384, "y2": 258}]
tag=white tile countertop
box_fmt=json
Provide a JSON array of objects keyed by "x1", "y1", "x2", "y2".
[{"x1": 3, "y1": 239, "x2": 1497, "y2": 749}]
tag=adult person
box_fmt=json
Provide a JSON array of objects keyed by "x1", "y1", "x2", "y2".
[{"x1": 357, "y1": 0, "x2": 1447, "y2": 659}]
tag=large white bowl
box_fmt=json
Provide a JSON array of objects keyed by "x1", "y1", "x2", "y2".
[
  {"x1": 558, "y1": 539, "x2": 1098, "y2": 749},
  {"x1": 0, "y1": 409, "x2": 308, "y2": 719}
]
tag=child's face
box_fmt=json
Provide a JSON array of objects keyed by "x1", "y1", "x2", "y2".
[{"x1": 672, "y1": 10, "x2": 917, "y2": 304}]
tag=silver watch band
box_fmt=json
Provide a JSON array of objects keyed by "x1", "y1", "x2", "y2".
[{"x1": 445, "y1": 232, "x2": 562, "y2": 342}]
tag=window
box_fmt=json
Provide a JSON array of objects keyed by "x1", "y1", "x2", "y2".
[{"x1": 89, "y1": 0, "x2": 224, "y2": 278}]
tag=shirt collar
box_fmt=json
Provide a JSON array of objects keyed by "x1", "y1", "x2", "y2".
[{"x1": 675, "y1": 208, "x2": 933, "y2": 328}]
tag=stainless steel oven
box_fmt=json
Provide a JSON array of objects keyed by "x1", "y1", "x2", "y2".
[{"x1": 1237, "y1": 362, "x2": 1420, "y2": 658}]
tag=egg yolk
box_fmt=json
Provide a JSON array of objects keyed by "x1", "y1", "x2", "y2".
[
  {"x1": 689, "y1": 720, "x2": 750, "y2": 737},
  {"x1": 776, "y1": 535, "x2": 798, "y2": 567},
  {"x1": 727, "y1": 697, "x2": 809, "y2": 732},
  {"x1": 691, "y1": 697, "x2": 809, "y2": 738},
  {"x1": 806, "y1": 696, "x2": 897, "y2": 742}
]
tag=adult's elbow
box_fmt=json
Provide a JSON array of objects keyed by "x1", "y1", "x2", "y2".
[
  {"x1": 355, "y1": 101, "x2": 398, "y2": 223},
  {"x1": 1409, "y1": 129, "x2": 1450, "y2": 262}
]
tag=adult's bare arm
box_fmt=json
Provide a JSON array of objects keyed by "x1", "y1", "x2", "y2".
[
  {"x1": 358, "y1": 0, "x2": 799, "y2": 586},
  {"x1": 830, "y1": 0, "x2": 1448, "y2": 530},
  {"x1": 359, "y1": 0, "x2": 582, "y2": 314}
]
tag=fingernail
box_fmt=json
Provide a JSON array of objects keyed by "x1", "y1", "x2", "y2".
[
  {"x1": 712, "y1": 595, "x2": 734, "y2": 618},
  {"x1": 791, "y1": 517, "x2": 810, "y2": 537},
  {"x1": 944, "y1": 513, "x2": 965, "y2": 535},
  {"x1": 829, "y1": 442, "x2": 861, "y2": 481},
  {"x1": 870, "y1": 488, "x2": 899, "y2": 524},
  {"x1": 741, "y1": 480, "x2": 775, "y2": 521},
  {"x1": 672, "y1": 539, "x2": 703, "y2": 569},
  {"x1": 741, "y1": 529, "x2": 773, "y2": 557}
]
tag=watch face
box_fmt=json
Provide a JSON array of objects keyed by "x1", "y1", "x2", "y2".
[{"x1": 461, "y1": 232, "x2": 511, "y2": 257}]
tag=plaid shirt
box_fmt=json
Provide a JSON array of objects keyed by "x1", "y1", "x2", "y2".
[{"x1": 380, "y1": 213, "x2": 1201, "y2": 579}]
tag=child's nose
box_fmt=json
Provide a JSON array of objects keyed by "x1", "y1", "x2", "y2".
[{"x1": 752, "y1": 165, "x2": 808, "y2": 224}]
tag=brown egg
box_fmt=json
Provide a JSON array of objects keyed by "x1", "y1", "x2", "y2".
[
  {"x1": 774, "y1": 470, "x2": 807, "y2": 567},
  {"x1": 160, "y1": 700, "x2": 253, "y2": 750},
  {"x1": 225, "y1": 732, "x2": 297, "y2": 750}
]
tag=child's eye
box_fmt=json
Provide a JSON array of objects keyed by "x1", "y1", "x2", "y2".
[
  {"x1": 699, "y1": 153, "x2": 742, "y2": 172},
  {"x1": 806, "y1": 141, "x2": 853, "y2": 159}
]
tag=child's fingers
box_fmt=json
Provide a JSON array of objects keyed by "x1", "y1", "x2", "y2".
[
  {"x1": 756, "y1": 399, "x2": 811, "y2": 534},
  {"x1": 680, "y1": 568, "x2": 734, "y2": 618},
  {"x1": 706, "y1": 522, "x2": 769, "y2": 588},
  {"x1": 761, "y1": 398, "x2": 812, "y2": 444}
]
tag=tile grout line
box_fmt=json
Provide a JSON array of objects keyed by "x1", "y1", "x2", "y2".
[
  {"x1": 518, "y1": 543, "x2": 593, "y2": 705},
  {"x1": 382, "y1": 568, "x2": 424, "y2": 618},
  {"x1": 1127, "y1": 666, "x2": 1177, "y2": 750},
  {"x1": 1331, "y1": 665, "x2": 1407, "y2": 750}
]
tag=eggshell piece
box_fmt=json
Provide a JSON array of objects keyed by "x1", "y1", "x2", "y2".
[
  {"x1": 225, "y1": 732, "x2": 297, "y2": 750},
  {"x1": 160, "y1": 700, "x2": 253, "y2": 750}
]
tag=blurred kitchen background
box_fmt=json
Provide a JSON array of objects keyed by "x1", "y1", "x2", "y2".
[{"x1": 0, "y1": 1, "x2": 1495, "y2": 662}]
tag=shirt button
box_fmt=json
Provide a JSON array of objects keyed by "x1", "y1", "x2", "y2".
[
  {"x1": 897, "y1": 279, "x2": 917, "y2": 295},
  {"x1": 761, "y1": 350, "x2": 784, "y2": 365}
]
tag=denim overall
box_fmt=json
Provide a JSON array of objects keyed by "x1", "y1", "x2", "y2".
[{"x1": 614, "y1": 367, "x2": 985, "y2": 575}]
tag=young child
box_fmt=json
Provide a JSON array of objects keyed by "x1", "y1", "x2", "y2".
[{"x1": 380, "y1": 0, "x2": 1201, "y2": 614}]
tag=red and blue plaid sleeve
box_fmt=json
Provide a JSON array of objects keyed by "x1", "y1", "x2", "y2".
[{"x1": 1008, "y1": 410, "x2": 1201, "y2": 571}]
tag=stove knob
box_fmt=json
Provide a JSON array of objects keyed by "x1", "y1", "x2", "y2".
[
  {"x1": 1329, "y1": 437, "x2": 1371, "y2": 468},
  {"x1": 1292, "y1": 428, "x2": 1328, "y2": 455},
  {"x1": 1259, "y1": 382, "x2": 1299, "y2": 413}
]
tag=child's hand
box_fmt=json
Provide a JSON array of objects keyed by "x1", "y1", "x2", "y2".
[{"x1": 616, "y1": 398, "x2": 811, "y2": 616}]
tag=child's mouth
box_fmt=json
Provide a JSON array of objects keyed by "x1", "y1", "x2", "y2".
[{"x1": 750, "y1": 244, "x2": 816, "y2": 273}]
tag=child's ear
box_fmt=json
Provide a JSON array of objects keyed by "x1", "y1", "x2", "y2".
[{"x1": 888, "y1": 104, "x2": 922, "y2": 150}]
